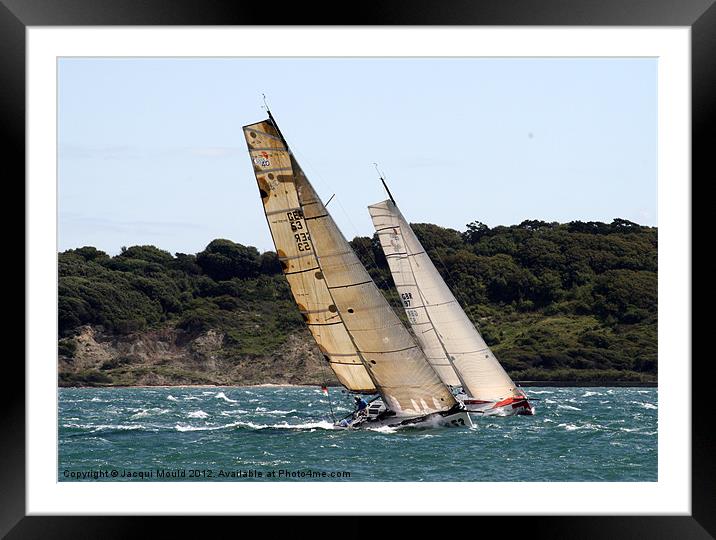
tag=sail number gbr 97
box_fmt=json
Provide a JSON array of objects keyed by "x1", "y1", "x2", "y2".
[
  {"x1": 287, "y1": 210, "x2": 312, "y2": 251},
  {"x1": 402, "y1": 292, "x2": 420, "y2": 324}
]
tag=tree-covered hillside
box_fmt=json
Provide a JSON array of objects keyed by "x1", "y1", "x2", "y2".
[{"x1": 58, "y1": 218, "x2": 657, "y2": 385}]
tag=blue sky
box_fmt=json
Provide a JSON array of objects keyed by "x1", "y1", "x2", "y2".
[{"x1": 58, "y1": 57, "x2": 656, "y2": 256}]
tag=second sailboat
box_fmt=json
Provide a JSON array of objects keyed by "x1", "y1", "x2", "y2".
[{"x1": 368, "y1": 183, "x2": 534, "y2": 416}]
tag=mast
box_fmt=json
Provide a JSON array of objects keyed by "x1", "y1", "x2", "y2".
[
  {"x1": 375, "y1": 163, "x2": 396, "y2": 205},
  {"x1": 244, "y1": 114, "x2": 456, "y2": 416}
]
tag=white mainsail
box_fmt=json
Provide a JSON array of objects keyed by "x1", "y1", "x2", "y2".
[
  {"x1": 368, "y1": 198, "x2": 522, "y2": 401},
  {"x1": 244, "y1": 116, "x2": 457, "y2": 416}
]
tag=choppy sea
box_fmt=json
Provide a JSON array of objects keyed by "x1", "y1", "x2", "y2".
[{"x1": 59, "y1": 386, "x2": 657, "y2": 482}]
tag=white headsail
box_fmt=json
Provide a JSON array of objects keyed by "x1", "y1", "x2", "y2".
[
  {"x1": 243, "y1": 116, "x2": 457, "y2": 416},
  {"x1": 368, "y1": 198, "x2": 522, "y2": 401}
]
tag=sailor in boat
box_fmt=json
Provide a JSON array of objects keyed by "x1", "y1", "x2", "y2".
[{"x1": 353, "y1": 396, "x2": 369, "y2": 419}]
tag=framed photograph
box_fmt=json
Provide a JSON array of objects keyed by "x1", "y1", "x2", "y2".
[{"x1": 9, "y1": 0, "x2": 711, "y2": 536}]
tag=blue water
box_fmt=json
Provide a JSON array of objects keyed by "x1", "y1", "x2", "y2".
[{"x1": 58, "y1": 386, "x2": 657, "y2": 481}]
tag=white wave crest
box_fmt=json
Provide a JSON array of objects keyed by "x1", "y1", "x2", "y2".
[
  {"x1": 271, "y1": 420, "x2": 336, "y2": 430},
  {"x1": 366, "y1": 425, "x2": 398, "y2": 433},
  {"x1": 187, "y1": 410, "x2": 209, "y2": 419},
  {"x1": 174, "y1": 419, "x2": 337, "y2": 432},
  {"x1": 64, "y1": 423, "x2": 148, "y2": 432},
  {"x1": 175, "y1": 423, "x2": 233, "y2": 432},
  {"x1": 167, "y1": 395, "x2": 180, "y2": 402},
  {"x1": 215, "y1": 392, "x2": 238, "y2": 403},
  {"x1": 130, "y1": 407, "x2": 170, "y2": 419},
  {"x1": 582, "y1": 391, "x2": 604, "y2": 397},
  {"x1": 558, "y1": 422, "x2": 599, "y2": 431},
  {"x1": 557, "y1": 404, "x2": 582, "y2": 411}
]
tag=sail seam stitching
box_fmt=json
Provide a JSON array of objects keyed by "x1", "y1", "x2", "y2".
[
  {"x1": 284, "y1": 266, "x2": 320, "y2": 275},
  {"x1": 387, "y1": 250, "x2": 426, "y2": 259},
  {"x1": 327, "y1": 280, "x2": 373, "y2": 290},
  {"x1": 255, "y1": 167, "x2": 293, "y2": 174},
  {"x1": 361, "y1": 346, "x2": 417, "y2": 354},
  {"x1": 279, "y1": 252, "x2": 313, "y2": 261},
  {"x1": 451, "y1": 348, "x2": 491, "y2": 355}
]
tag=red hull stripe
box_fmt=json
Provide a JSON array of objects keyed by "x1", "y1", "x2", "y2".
[{"x1": 463, "y1": 397, "x2": 531, "y2": 409}]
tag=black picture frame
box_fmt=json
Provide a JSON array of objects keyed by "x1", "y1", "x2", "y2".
[{"x1": 7, "y1": 0, "x2": 712, "y2": 537}]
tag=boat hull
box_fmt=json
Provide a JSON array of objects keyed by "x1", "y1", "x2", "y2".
[
  {"x1": 462, "y1": 396, "x2": 535, "y2": 416},
  {"x1": 335, "y1": 408, "x2": 473, "y2": 430}
]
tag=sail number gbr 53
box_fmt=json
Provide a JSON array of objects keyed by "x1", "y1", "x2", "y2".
[{"x1": 287, "y1": 210, "x2": 312, "y2": 252}]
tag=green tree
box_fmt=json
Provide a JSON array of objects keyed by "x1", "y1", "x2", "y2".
[
  {"x1": 463, "y1": 221, "x2": 490, "y2": 244},
  {"x1": 196, "y1": 239, "x2": 261, "y2": 280}
]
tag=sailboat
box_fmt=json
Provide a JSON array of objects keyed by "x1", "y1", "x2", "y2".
[
  {"x1": 368, "y1": 180, "x2": 535, "y2": 417},
  {"x1": 242, "y1": 111, "x2": 472, "y2": 429}
]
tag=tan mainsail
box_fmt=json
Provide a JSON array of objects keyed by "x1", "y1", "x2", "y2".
[
  {"x1": 369, "y1": 199, "x2": 521, "y2": 401},
  {"x1": 243, "y1": 116, "x2": 456, "y2": 416},
  {"x1": 243, "y1": 119, "x2": 374, "y2": 393}
]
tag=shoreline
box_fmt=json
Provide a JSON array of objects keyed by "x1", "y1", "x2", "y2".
[
  {"x1": 59, "y1": 380, "x2": 657, "y2": 389},
  {"x1": 515, "y1": 380, "x2": 657, "y2": 388}
]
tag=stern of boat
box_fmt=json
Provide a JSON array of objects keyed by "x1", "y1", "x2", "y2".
[{"x1": 463, "y1": 396, "x2": 535, "y2": 416}]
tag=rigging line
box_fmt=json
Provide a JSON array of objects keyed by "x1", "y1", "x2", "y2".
[
  {"x1": 402, "y1": 223, "x2": 471, "y2": 394},
  {"x1": 427, "y1": 240, "x2": 519, "y2": 394},
  {"x1": 427, "y1": 234, "x2": 482, "y2": 329},
  {"x1": 314, "y1": 318, "x2": 337, "y2": 424}
]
